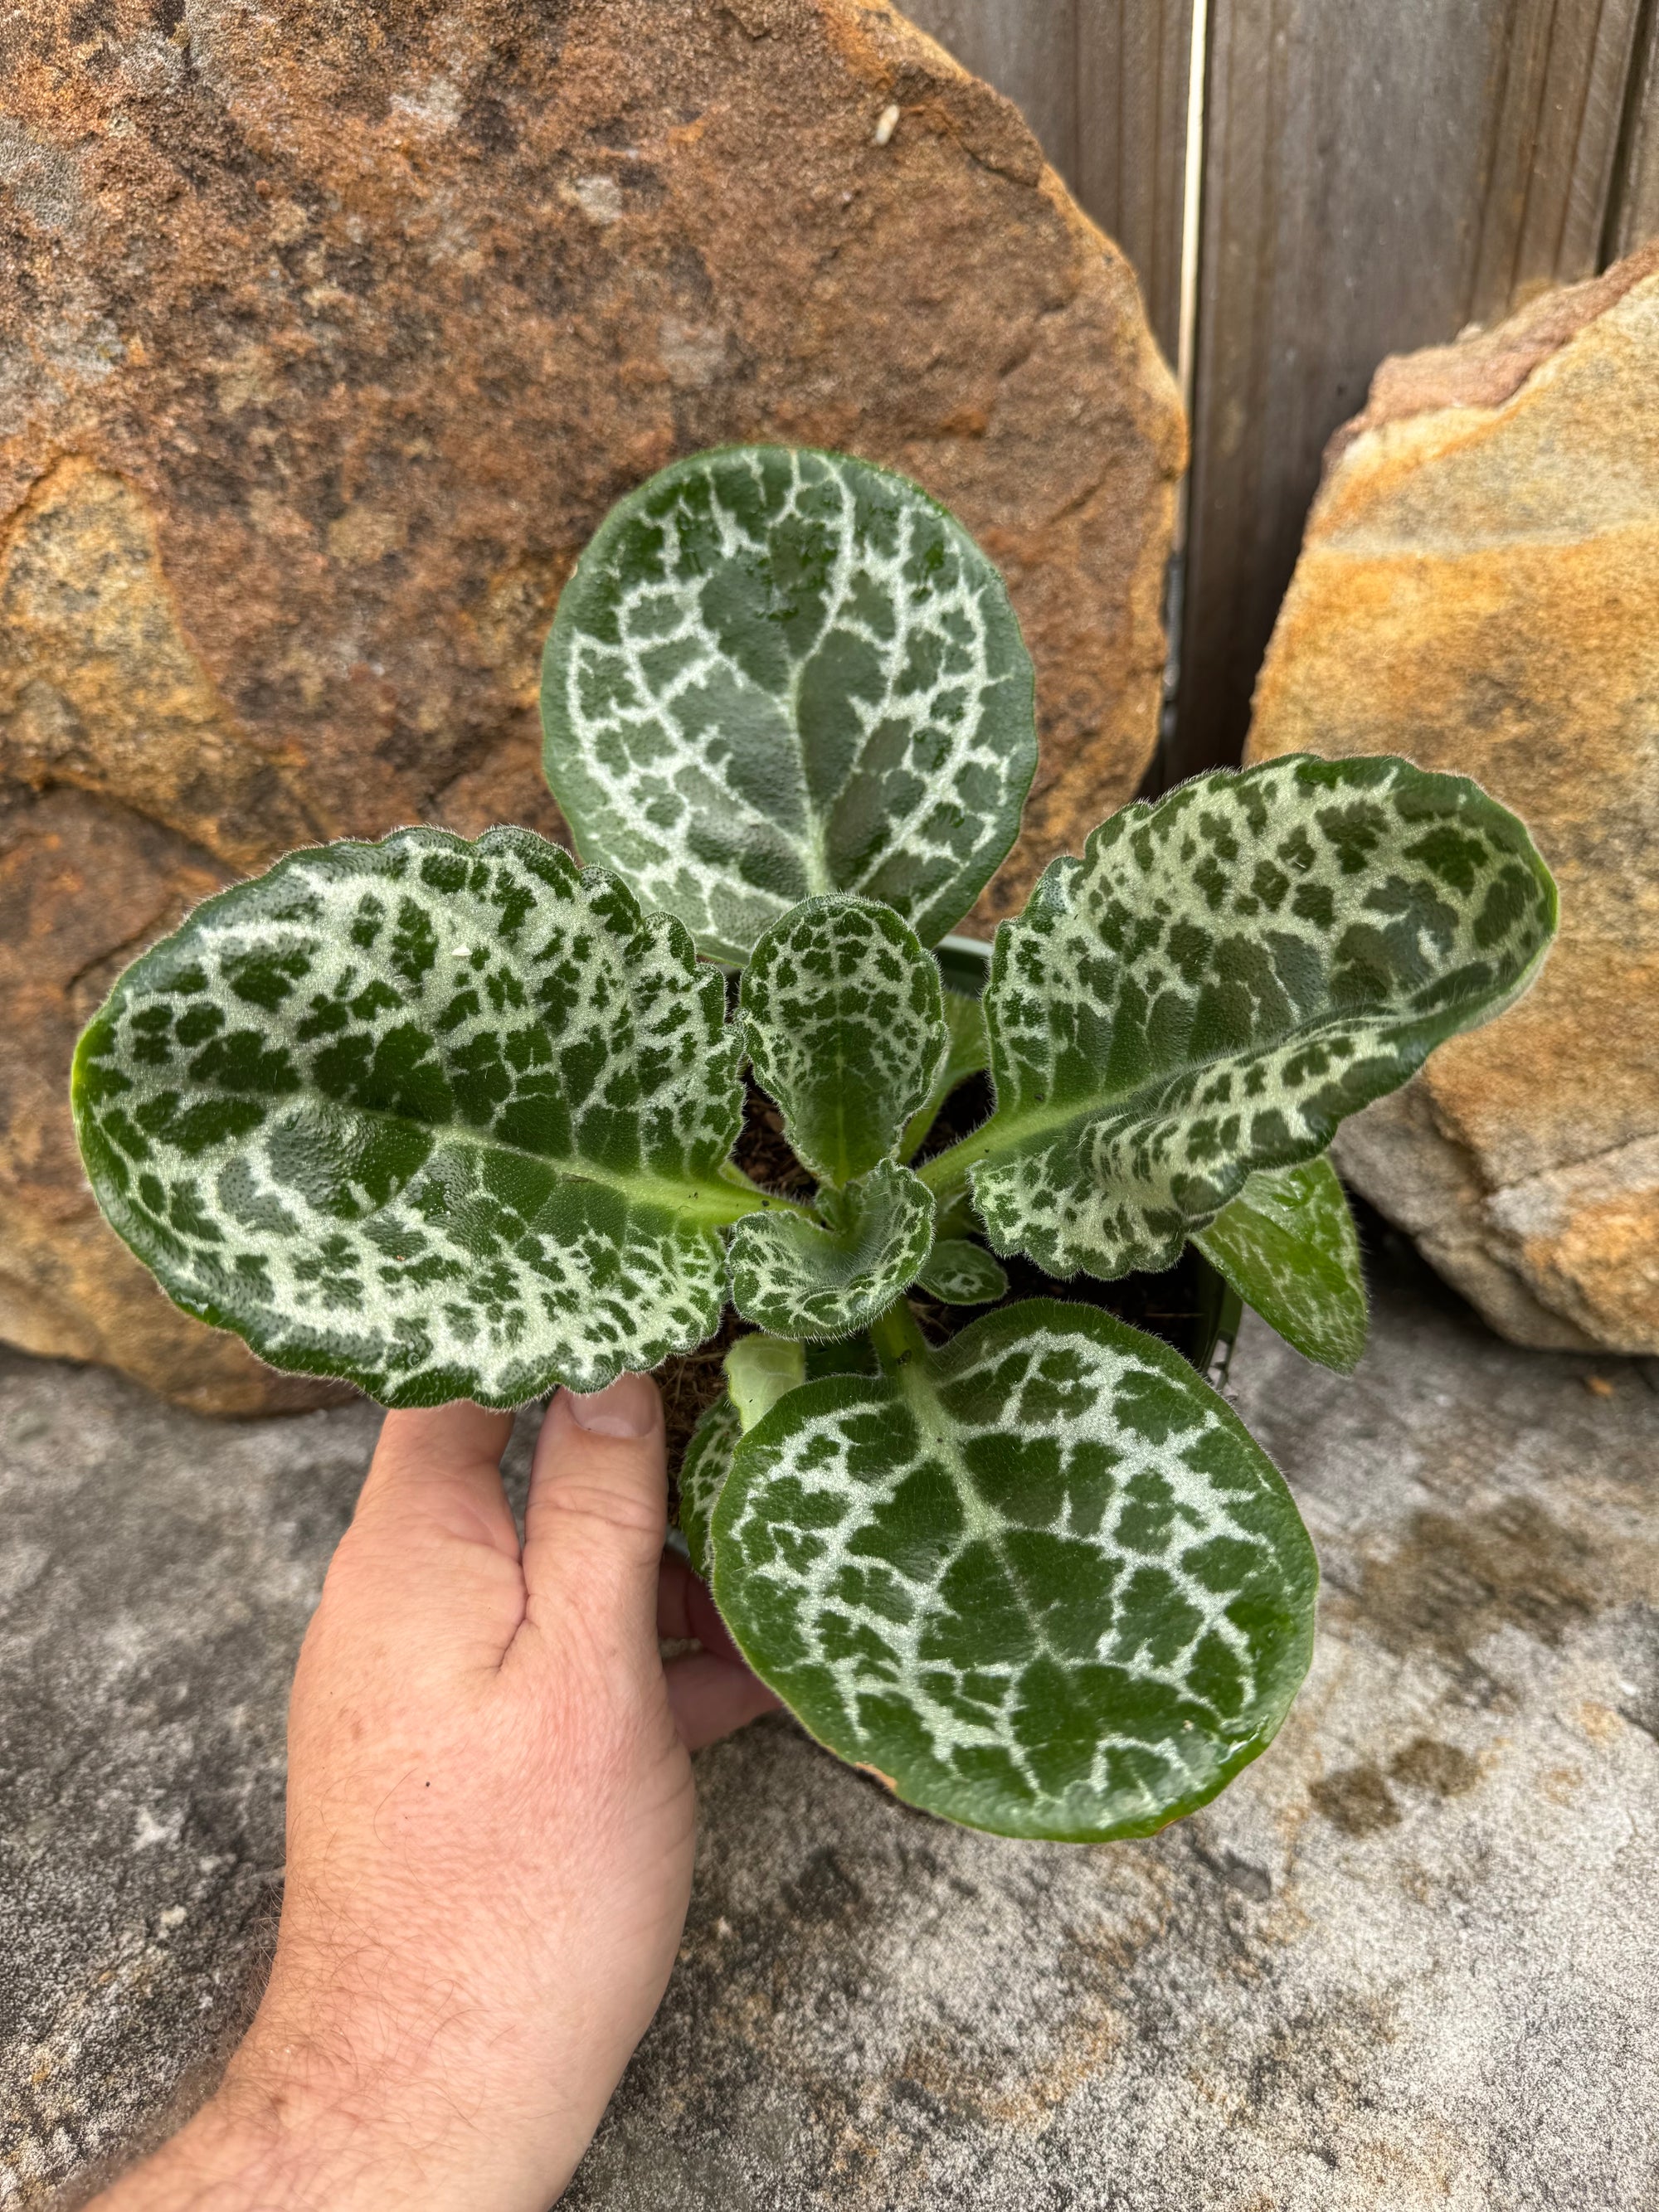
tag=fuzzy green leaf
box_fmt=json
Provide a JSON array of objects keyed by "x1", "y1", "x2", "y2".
[
  {"x1": 727, "y1": 1161, "x2": 935, "y2": 1340},
  {"x1": 541, "y1": 446, "x2": 1038, "y2": 965},
  {"x1": 917, "y1": 1238, "x2": 1009, "y2": 1306},
  {"x1": 951, "y1": 756, "x2": 1556, "y2": 1280},
  {"x1": 712, "y1": 1299, "x2": 1318, "y2": 1841},
  {"x1": 1195, "y1": 1156, "x2": 1367, "y2": 1373},
  {"x1": 725, "y1": 1333, "x2": 806, "y2": 1431},
  {"x1": 679, "y1": 1390, "x2": 742, "y2": 1582},
  {"x1": 742, "y1": 895, "x2": 946, "y2": 1186},
  {"x1": 900, "y1": 986, "x2": 990, "y2": 1162},
  {"x1": 72, "y1": 828, "x2": 750, "y2": 1408},
  {"x1": 679, "y1": 1334, "x2": 872, "y2": 1580}
]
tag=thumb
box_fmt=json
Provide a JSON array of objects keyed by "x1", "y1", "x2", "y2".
[{"x1": 523, "y1": 1373, "x2": 667, "y2": 1648}]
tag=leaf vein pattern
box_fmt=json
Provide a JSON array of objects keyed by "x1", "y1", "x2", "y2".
[
  {"x1": 73, "y1": 829, "x2": 743, "y2": 1406},
  {"x1": 966, "y1": 756, "x2": 1556, "y2": 1278},
  {"x1": 715, "y1": 1303, "x2": 1316, "y2": 1840},
  {"x1": 542, "y1": 447, "x2": 1036, "y2": 960}
]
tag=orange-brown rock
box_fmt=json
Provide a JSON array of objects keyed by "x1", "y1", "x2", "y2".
[
  {"x1": 0, "y1": 784, "x2": 353, "y2": 1412},
  {"x1": 0, "y1": 0, "x2": 1183, "y2": 1412},
  {"x1": 1248, "y1": 243, "x2": 1659, "y2": 1354}
]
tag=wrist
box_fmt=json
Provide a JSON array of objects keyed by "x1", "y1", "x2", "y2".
[
  {"x1": 98, "y1": 2027, "x2": 574, "y2": 2212},
  {"x1": 96, "y1": 2064, "x2": 435, "y2": 2212},
  {"x1": 206, "y1": 2045, "x2": 430, "y2": 2209}
]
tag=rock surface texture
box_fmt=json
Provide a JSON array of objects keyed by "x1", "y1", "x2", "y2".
[
  {"x1": 1248, "y1": 244, "x2": 1659, "y2": 1354},
  {"x1": 5, "y1": 1247, "x2": 1657, "y2": 2209},
  {"x1": 0, "y1": 0, "x2": 1182, "y2": 1412}
]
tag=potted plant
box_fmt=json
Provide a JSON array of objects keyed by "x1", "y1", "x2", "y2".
[{"x1": 71, "y1": 445, "x2": 1556, "y2": 1843}]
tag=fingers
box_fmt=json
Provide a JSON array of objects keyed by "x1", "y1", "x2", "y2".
[
  {"x1": 311, "y1": 1403, "x2": 523, "y2": 1671},
  {"x1": 658, "y1": 1555, "x2": 781, "y2": 1751},
  {"x1": 522, "y1": 1376, "x2": 667, "y2": 1648},
  {"x1": 665, "y1": 1652, "x2": 781, "y2": 1752},
  {"x1": 657, "y1": 1553, "x2": 742, "y2": 1660},
  {"x1": 354, "y1": 1403, "x2": 519, "y2": 1559}
]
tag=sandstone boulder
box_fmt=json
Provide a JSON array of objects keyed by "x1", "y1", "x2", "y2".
[
  {"x1": 1248, "y1": 243, "x2": 1659, "y2": 1354},
  {"x1": 0, "y1": 0, "x2": 1183, "y2": 1411}
]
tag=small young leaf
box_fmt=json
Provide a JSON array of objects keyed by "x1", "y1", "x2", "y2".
[
  {"x1": 917, "y1": 1238, "x2": 1009, "y2": 1305},
  {"x1": 961, "y1": 756, "x2": 1557, "y2": 1279},
  {"x1": 900, "y1": 986, "x2": 990, "y2": 1162},
  {"x1": 1195, "y1": 1155, "x2": 1367, "y2": 1373},
  {"x1": 713, "y1": 1299, "x2": 1318, "y2": 1842},
  {"x1": 679, "y1": 1391, "x2": 741, "y2": 1582},
  {"x1": 541, "y1": 446, "x2": 1038, "y2": 964},
  {"x1": 725, "y1": 1333, "x2": 806, "y2": 1431},
  {"x1": 72, "y1": 828, "x2": 747, "y2": 1407},
  {"x1": 727, "y1": 1161, "x2": 935, "y2": 1340},
  {"x1": 742, "y1": 895, "x2": 946, "y2": 1186}
]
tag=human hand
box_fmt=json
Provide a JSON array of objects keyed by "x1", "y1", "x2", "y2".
[{"x1": 95, "y1": 1375, "x2": 776, "y2": 2210}]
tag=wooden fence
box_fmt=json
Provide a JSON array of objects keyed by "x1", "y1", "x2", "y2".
[{"x1": 904, "y1": 0, "x2": 1659, "y2": 785}]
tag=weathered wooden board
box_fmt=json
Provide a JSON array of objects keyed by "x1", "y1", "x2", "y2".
[
  {"x1": 1173, "y1": 0, "x2": 1655, "y2": 779},
  {"x1": 1071, "y1": 0, "x2": 1197, "y2": 367},
  {"x1": 902, "y1": 0, "x2": 1194, "y2": 365},
  {"x1": 1608, "y1": 6, "x2": 1659, "y2": 257},
  {"x1": 898, "y1": 0, "x2": 1655, "y2": 785}
]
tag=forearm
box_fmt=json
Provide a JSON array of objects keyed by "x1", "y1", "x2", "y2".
[
  {"x1": 93, "y1": 2026, "x2": 591, "y2": 2212},
  {"x1": 94, "y1": 2072, "x2": 398, "y2": 2212}
]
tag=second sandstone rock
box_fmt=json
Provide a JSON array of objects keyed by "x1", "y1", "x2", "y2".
[{"x1": 1248, "y1": 246, "x2": 1659, "y2": 1354}]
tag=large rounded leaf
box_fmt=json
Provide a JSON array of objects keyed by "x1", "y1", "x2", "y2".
[
  {"x1": 941, "y1": 756, "x2": 1557, "y2": 1279},
  {"x1": 72, "y1": 829, "x2": 750, "y2": 1407},
  {"x1": 712, "y1": 1299, "x2": 1318, "y2": 1841},
  {"x1": 541, "y1": 446, "x2": 1038, "y2": 964}
]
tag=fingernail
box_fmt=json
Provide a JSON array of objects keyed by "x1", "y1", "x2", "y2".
[{"x1": 566, "y1": 1373, "x2": 657, "y2": 1438}]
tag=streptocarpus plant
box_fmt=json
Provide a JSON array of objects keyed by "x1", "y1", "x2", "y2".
[{"x1": 71, "y1": 445, "x2": 1557, "y2": 1843}]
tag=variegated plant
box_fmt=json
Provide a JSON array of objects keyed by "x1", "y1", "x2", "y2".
[{"x1": 73, "y1": 445, "x2": 1557, "y2": 1844}]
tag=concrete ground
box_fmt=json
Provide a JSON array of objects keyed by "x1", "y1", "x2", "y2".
[{"x1": 3, "y1": 1237, "x2": 1657, "y2": 2209}]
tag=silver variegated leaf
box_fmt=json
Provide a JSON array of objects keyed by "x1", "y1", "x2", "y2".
[
  {"x1": 679, "y1": 1390, "x2": 742, "y2": 1582},
  {"x1": 1195, "y1": 1155, "x2": 1367, "y2": 1373},
  {"x1": 727, "y1": 1161, "x2": 935, "y2": 1341},
  {"x1": 954, "y1": 756, "x2": 1556, "y2": 1279},
  {"x1": 712, "y1": 1299, "x2": 1318, "y2": 1842},
  {"x1": 917, "y1": 1238, "x2": 1009, "y2": 1305},
  {"x1": 680, "y1": 1333, "x2": 813, "y2": 1578},
  {"x1": 72, "y1": 828, "x2": 755, "y2": 1407},
  {"x1": 742, "y1": 895, "x2": 946, "y2": 1187},
  {"x1": 540, "y1": 446, "x2": 1038, "y2": 965},
  {"x1": 679, "y1": 1330, "x2": 866, "y2": 1581},
  {"x1": 900, "y1": 984, "x2": 990, "y2": 1162}
]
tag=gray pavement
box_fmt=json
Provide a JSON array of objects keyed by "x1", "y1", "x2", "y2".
[{"x1": 3, "y1": 1245, "x2": 1656, "y2": 2208}]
